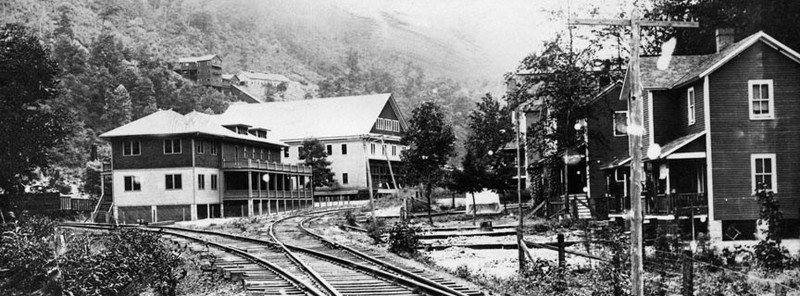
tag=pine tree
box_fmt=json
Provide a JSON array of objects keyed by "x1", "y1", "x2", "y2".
[
  {"x1": 101, "y1": 84, "x2": 132, "y2": 131},
  {"x1": 299, "y1": 138, "x2": 334, "y2": 187}
]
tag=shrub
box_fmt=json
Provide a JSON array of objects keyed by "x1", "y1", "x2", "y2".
[
  {"x1": 344, "y1": 211, "x2": 357, "y2": 226},
  {"x1": 454, "y1": 264, "x2": 471, "y2": 279},
  {"x1": 387, "y1": 222, "x2": 420, "y2": 256},
  {"x1": 59, "y1": 229, "x2": 186, "y2": 296},
  {"x1": 0, "y1": 215, "x2": 57, "y2": 294},
  {"x1": 753, "y1": 240, "x2": 790, "y2": 271}
]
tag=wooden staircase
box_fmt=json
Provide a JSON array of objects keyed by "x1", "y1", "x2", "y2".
[{"x1": 90, "y1": 194, "x2": 114, "y2": 223}]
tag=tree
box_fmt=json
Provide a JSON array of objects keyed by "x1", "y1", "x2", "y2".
[
  {"x1": 453, "y1": 151, "x2": 484, "y2": 225},
  {"x1": 507, "y1": 35, "x2": 618, "y2": 217},
  {"x1": 400, "y1": 101, "x2": 456, "y2": 225},
  {"x1": 644, "y1": 0, "x2": 800, "y2": 55},
  {"x1": 0, "y1": 24, "x2": 72, "y2": 193},
  {"x1": 466, "y1": 94, "x2": 516, "y2": 210},
  {"x1": 299, "y1": 138, "x2": 334, "y2": 187},
  {"x1": 101, "y1": 84, "x2": 133, "y2": 131}
]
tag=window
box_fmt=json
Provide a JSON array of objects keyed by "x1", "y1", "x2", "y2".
[
  {"x1": 341, "y1": 144, "x2": 347, "y2": 155},
  {"x1": 284, "y1": 147, "x2": 289, "y2": 158},
  {"x1": 196, "y1": 140, "x2": 205, "y2": 154},
  {"x1": 382, "y1": 144, "x2": 386, "y2": 155},
  {"x1": 124, "y1": 176, "x2": 141, "y2": 191},
  {"x1": 209, "y1": 142, "x2": 217, "y2": 155},
  {"x1": 342, "y1": 173, "x2": 349, "y2": 184},
  {"x1": 326, "y1": 145, "x2": 333, "y2": 155},
  {"x1": 198, "y1": 174, "x2": 205, "y2": 190},
  {"x1": 687, "y1": 87, "x2": 696, "y2": 125},
  {"x1": 236, "y1": 126, "x2": 248, "y2": 135},
  {"x1": 164, "y1": 139, "x2": 181, "y2": 154},
  {"x1": 122, "y1": 141, "x2": 140, "y2": 156},
  {"x1": 165, "y1": 174, "x2": 182, "y2": 190},
  {"x1": 749, "y1": 79, "x2": 774, "y2": 119},
  {"x1": 375, "y1": 118, "x2": 401, "y2": 132},
  {"x1": 371, "y1": 143, "x2": 376, "y2": 155},
  {"x1": 392, "y1": 145, "x2": 396, "y2": 156},
  {"x1": 751, "y1": 154, "x2": 777, "y2": 192},
  {"x1": 613, "y1": 111, "x2": 628, "y2": 137},
  {"x1": 260, "y1": 148, "x2": 264, "y2": 160},
  {"x1": 211, "y1": 174, "x2": 218, "y2": 190}
]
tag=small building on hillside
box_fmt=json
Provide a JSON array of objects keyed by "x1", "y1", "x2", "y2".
[
  {"x1": 99, "y1": 110, "x2": 312, "y2": 223},
  {"x1": 220, "y1": 93, "x2": 407, "y2": 201},
  {"x1": 173, "y1": 54, "x2": 224, "y2": 88}
]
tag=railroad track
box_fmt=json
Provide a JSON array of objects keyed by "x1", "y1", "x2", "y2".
[
  {"x1": 61, "y1": 209, "x2": 483, "y2": 296},
  {"x1": 61, "y1": 223, "x2": 324, "y2": 296},
  {"x1": 288, "y1": 212, "x2": 484, "y2": 296}
]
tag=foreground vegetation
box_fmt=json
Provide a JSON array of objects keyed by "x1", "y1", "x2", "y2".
[{"x1": 0, "y1": 215, "x2": 240, "y2": 296}]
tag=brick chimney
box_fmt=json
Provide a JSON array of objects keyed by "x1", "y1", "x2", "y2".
[{"x1": 716, "y1": 28, "x2": 735, "y2": 52}]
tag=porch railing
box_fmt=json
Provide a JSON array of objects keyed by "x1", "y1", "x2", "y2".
[
  {"x1": 224, "y1": 189, "x2": 313, "y2": 200},
  {"x1": 222, "y1": 159, "x2": 312, "y2": 174},
  {"x1": 609, "y1": 192, "x2": 707, "y2": 216}
]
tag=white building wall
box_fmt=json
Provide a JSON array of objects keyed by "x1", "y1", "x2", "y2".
[
  {"x1": 283, "y1": 137, "x2": 405, "y2": 190},
  {"x1": 113, "y1": 167, "x2": 221, "y2": 207}
]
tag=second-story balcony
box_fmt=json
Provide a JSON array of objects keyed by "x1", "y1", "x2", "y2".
[{"x1": 222, "y1": 159, "x2": 312, "y2": 174}]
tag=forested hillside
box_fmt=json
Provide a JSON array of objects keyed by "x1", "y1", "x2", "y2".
[{"x1": 2, "y1": 0, "x2": 491, "y2": 194}]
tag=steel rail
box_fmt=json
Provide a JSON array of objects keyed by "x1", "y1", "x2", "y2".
[
  {"x1": 60, "y1": 223, "x2": 326, "y2": 296},
  {"x1": 298, "y1": 213, "x2": 473, "y2": 296}
]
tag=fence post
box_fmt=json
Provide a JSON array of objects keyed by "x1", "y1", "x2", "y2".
[
  {"x1": 557, "y1": 233, "x2": 565, "y2": 268},
  {"x1": 682, "y1": 249, "x2": 693, "y2": 296}
]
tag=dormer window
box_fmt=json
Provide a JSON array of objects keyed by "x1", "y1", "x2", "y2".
[
  {"x1": 376, "y1": 118, "x2": 401, "y2": 132},
  {"x1": 236, "y1": 126, "x2": 248, "y2": 135},
  {"x1": 257, "y1": 130, "x2": 267, "y2": 138}
]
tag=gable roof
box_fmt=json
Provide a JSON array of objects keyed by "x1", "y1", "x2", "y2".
[
  {"x1": 220, "y1": 93, "x2": 405, "y2": 141},
  {"x1": 178, "y1": 54, "x2": 219, "y2": 63},
  {"x1": 99, "y1": 110, "x2": 286, "y2": 147},
  {"x1": 626, "y1": 31, "x2": 800, "y2": 91},
  {"x1": 235, "y1": 71, "x2": 291, "y2": 82}
]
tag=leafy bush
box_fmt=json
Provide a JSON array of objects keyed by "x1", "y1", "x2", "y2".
[
  {"x1": 59, "y1": 229, "x2": 186, "y2": 296},
  {"x1": 0, "y1": 215, "x2": 58, "y2": 294},
  {"x1": 454, "y1": 264, "x2": 471, "y2": 279},
  {"x1": 695, "y1": 271, "x2": 755, "y2": 296},
  {"x1": 753, "y1": 240, "x2": 791, "y2": 271},
  {"x1": 387, "y1": 222, "x2": 420, "y2": 256},
  {"x1": 344, "y1": 210, "x2": 357, "y2": 226}
]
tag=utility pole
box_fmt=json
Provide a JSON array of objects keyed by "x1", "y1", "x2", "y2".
[
  {"x1": 515, "y1": 109, "x2": 525, "y2": 272},
  {"x1": 569, "y1": 10, "x2": 698, "y2": 296}
]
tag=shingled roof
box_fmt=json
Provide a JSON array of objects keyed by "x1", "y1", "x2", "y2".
[
  {"x1": 626, "y1": 31, "x2": 800, "y2": 92},
  {"x1": 99, "y1": 110, "x2": 286, "y2": 146},
  {"x1": 220, "y1": 93, "x2": 404, "y2": 141}
]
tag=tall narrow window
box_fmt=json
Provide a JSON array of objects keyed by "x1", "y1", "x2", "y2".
[
  {"x1": 198, "y1": 174, "x2": 205, "y2": 190},
  {"x1": 749, "y1": 80, "x2": 774, "y2": 119},
  {"x1": 124, "y1": 176, "x2": 141, "y2": 191},
  {"x1": 164, "y1": 139, "x2": 181, "y2": 154},
  {"x1": 326, "y1": 145, "x2": 333, "y2": 155},
  {"x1": 123, "y1": 141, "x2": 141, "y2": 156},
  {"x1": 382, "y1": 144, "x2": 386, "y2": 155},
  {"x1": 342, "y1": 173, "x2": 349, "y2": 184},
  {"x1": 392, "y1": 145, "x2": 396, "y2": 156},
  {"x1": 209, "y1": 142, "x2": 217, "y2": 155},
  {"x1": 371, "y1": 143, "x2": 376, "y2": 155},
  {"x1": 166, "y1": 174, "x2": 182, "y2": 190},
  {"x1": 211, "y1": 174, "x2": 218, "y2": 190},
  {"x1": 341, "y1": 144, "x2": 347, "y2": 155},
  {"x1": 613, "y1": 111, "x2": 628, "y2": 137},
  {"x1": 751, "y1": 154, "x2": 777, "y2": 192},
  {"x1": 687, "y1": 87, "x2": 696, "y2": 125},
  {"x1": 196, "y1": 140, "x2": 205, "y2": 154}
]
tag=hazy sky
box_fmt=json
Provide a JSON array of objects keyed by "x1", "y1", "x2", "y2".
[{"x1": 332, "y1": 0, "x2": 633, "y2": 77}]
